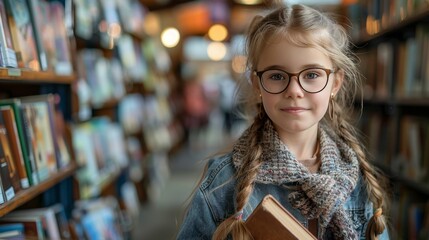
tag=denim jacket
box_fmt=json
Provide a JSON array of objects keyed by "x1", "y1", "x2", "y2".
[{"x1": 177, "y1": 153, "x2": 389, "y2": 240}]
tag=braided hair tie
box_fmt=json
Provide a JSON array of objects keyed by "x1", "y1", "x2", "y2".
[
  {"x1": 234, "y1": 210, "x2": 243, "y2": 220},
  {"x1": 374, "y1": 208, "x2": 382, "y2": 218}
]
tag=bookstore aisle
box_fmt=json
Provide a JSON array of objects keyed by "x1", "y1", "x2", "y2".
[{"x1": 132, "y1": 113, "x2": 244, "y2": 240}]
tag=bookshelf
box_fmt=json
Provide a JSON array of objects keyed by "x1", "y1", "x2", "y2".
[
  {"x1": 0, "y1": 163, "x2": 76, "y2": 218},
  {"x1": 0, "y1": 0, "x2": 184, "y2": 238},
  {"x1": 347, "y1": 1, "x2": 429, "y2": 239}
]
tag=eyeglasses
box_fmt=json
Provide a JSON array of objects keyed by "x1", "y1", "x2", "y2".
[{"x1": 254, "y1": 67, "x2": 335, "y2": 94}]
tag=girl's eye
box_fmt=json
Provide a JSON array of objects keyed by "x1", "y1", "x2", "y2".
[
  {"x1": 269, "y1": 73, "x2": 286, "y2": 80},
  {"x1": 304, "y1": 72, "x2": 319, "y2": 79}
]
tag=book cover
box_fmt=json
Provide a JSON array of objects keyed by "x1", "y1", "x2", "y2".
[
  {"x1": 0, "y1": 124, "x2": 15, "y2": 202},
  {"x1": 20, "y1": 94, "x2": 61, "y2": 171},
  {"x1": 0, "y1": 111, "x2": 21, "y2": 194},
  {"x1": 0, "y1": 0, "x2": 17, "y2": 67},
  {"x1": 7, "y1": 207, "x2": 61, "y2": 240},
  {"x1": 49, "y1": 2, "x2": 72, "y2": 75},
  {"x1": 0, "y1": 223, "x2": 25, "y2": 239},
  {"x1": 0, "y1": 99, "x2": 35, "y2": 186},
  {"x1": 49, "y1": 203, "x2": 71, "y2": 239},
  {"x1": 27, "y1": 0, "x2": 55, "y2": 71},
  {"x1": 20, "y1": 104, "x2": 51, "y2": 182},
  {"x1": 4, "y1": 0, "x2": 41, "y2": 71},
  {"x1": 18, "y1": 104, "x2": 40, "y2": 185},
  {"x1": 0, "y1": 106, "x2": 29, "y2": 189},
  {"x1": 245, "y1": 194, "x2": 317, "y2": 240},
  {"x1": 0, "y1": 215, "x2": 45, "y2": 239}
]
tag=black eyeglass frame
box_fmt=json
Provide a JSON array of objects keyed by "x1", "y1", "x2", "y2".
[{"x1": 254, "y1": 67, "x2": 335, "y2": 94}]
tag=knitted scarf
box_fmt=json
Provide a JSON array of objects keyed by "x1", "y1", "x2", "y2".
[{"x1": 232, "y1": 121, "x2": 360, "y2": 239}]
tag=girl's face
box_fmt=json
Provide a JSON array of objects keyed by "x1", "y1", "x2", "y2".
[{"x1": 253, "y1": 39, "x2": 343, "y2": 138}]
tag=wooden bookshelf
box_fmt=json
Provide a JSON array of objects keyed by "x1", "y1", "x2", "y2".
[
  {"x1": 349, "y1": 1, "x2": 429, "y2": 238},
  {"x1": 355, "y1": 8, "x2": 429, "y2": 46},
  {"x1": 0, "y1": 163, "x2": 78, "y2": 217},
  {"x1": 0, "y1": 68, "x2": 75, "y2": 84}
]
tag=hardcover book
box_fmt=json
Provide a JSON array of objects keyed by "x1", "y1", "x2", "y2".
[
  {"x1": 0, "y1": 215, "x2": 45, "y2": 239},
  {"x1": 0, "y1": 112, "x2": 21, "y2": 194},
  {"x1": 27, "y1": 0, "x2": 54, "y2": 71},
  {"x1": 0, "y1": 106, "x2": 29, "y2": 189},
  {"x1": 245, "y1": 194, "x2": 317, "y2": 240},
  {"x1": 0, "y1": 0, "x2": 17, "y2": 67},
  {"x1": 0, "y1": 132, "x2": 15, "y2": 202},
  {"x1": 4, "y1": 0, "x2": 41, "y2": 71},
  {"x1": 0, "y1": 99, "x2": 36, "y2": 186}
]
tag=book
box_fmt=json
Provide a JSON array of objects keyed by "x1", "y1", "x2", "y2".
[
  {"x1": 49, "y1": 2, "x2": 72, "y2": 75},
  {"x1": 0, "y1": 215, "x2": 45, "y2": 239},
  {"x1": 0, "y1": 99, "x2": 36, "y2": 186},
  {"x1": 0, "y1": 111, "x2": 21, "y2": 194},
  {"x1": 0, "y1": 106, "x2": 29, "y2": 189},
  {"x1": 27, "y1": 0, "x2": 54, "y2": 71},
  {"x1": 20, "y1": 94, "x2": 61, "y2": 171},
  {"x1": 0, "y1": 223, "x2": 25, "y2": 239},
  {"x1": 6, "y1": 207, "x2": 61, "y2": 240},
  {"x1": 4, "y1": 0, "x2": 41, "y2": 71},
  {"x1": 0, "y1": 124, "x2": 15, "y2": 202},
  {"x1": 245, "y1": 194, "x2": 317, "y2": 240},
  {"x1": 0, "y1": 0, "x2": 17, "y2": 67}
]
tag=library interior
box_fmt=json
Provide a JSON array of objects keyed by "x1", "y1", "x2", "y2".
[{"x1": 0, "y1": 0, "x2": 426, "y2": 239}]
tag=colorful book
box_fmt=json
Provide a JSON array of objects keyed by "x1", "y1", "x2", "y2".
[
  {"x1": 0, "y1": 223, "x2": 25, "y2": 239},
  {"x1": 50, "y1": 203, "x2": 71, "y2": 239},
  {"x1": 0, "y1": 106, "x2": 29, "y2": 189},
  {"x1": 20, "y1": 94, "x2": 60, "y2": 171},
  {"x1": 27, "y1": 0, "x2": 54, "y2": 71},
  {"x1": 0, "y1": 0, "x2": 17, "y2": 67},
  {"x1": 0, "y1": 99, "x2": 36, "y2": 186},
  {"x1": 0, "y1": 112, "x2": 21, "y2": 195},
  {"x1": 19, "y1": 103, "x2": 51, "y2": 182},
  {"x1": 245, "y1": 194, "x2": 317, "y2": 240},
  {"x1": 0, "y1": 133, "x2": 15, "y2": 202},
  {"x1": 49, "y1": 2, "x2": 72, "y2": 75},
  {"x1": 0, "y1": 215, "x2": 45, "y2": 239},
  {"x1": 4, "y1": 0, "x2": 41, "y2": 71},
  {"x1": 6, "y1": 207, "x2": 61, "y2": 240}
]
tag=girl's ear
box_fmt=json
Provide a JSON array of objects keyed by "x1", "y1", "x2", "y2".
[{"x1": 332, "y1": 69, "x2": 344, "y2": 95}]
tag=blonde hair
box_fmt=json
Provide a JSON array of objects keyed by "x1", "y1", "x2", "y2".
[{"x1": 213, "y1": 4, "x2": 389, "y2": 240}]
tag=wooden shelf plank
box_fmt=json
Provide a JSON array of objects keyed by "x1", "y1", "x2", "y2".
[
  {"x1": 0, "y1": 163, "x2": 78, "y2": 217},
  {"x1": 0, "y1": 68, "x2": 75, "y2": 84}
]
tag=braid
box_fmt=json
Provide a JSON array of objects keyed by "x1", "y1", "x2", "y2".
[
  {"x1": 329, "y1": 101, "x2": 388, "y2": 239},
  {"x1": 212, "y1": 109, "x2": 267, "y2": 240}
]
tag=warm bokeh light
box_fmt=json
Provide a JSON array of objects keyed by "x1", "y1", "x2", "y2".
[
  {"x1": 144, "y1": 13, "x2": 161, "y2": 36},
  {"x1": 208, "y1": 24, "x2": 228, "y2": 42},
  {"x1": 231, "y1": 55, "x2": 247, "y2": 73},
  {"x1": 207, "y1": 42, "x2": 227, "y2": 61},
  {"x1": 161, "y1": 27, "x2": 180, "y2": 48},
  {"x1": 108, "y1": 23, "x2": 122, "y2": 38},
  {"x1": 234, "y1": 0, "x2": 262, "y2": 5}
]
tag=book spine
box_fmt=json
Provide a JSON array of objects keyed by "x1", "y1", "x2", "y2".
[
  {"x1": 1, "y1": 107, "x2": 29, "y2": 189},
  {"x1": 0, "y1": 113, "x2": 20, "y2": 194},
  {"x1": 0, "y1": 135, "x2": 15, "y2": 201},
  {"x1": 19, "y1": 105, "x2": 39, "y2": 185}
]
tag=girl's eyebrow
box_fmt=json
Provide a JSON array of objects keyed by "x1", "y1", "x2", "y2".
[{"x1": 258, "y1": 64, "x2": 332, "y2": 72}]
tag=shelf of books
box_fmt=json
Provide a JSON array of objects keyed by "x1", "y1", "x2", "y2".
[
  {"x1": 0, "y1": 163, "x2": 77, "y2": 218},
  {"x1": 0, "y1": 0, "x2": 185, "y2": 237},
  {"x1": 347, "y1": 0, "x2": 429, "y2": 239}
]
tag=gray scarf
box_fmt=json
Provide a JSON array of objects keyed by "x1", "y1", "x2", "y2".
[{"x1": 232, "y1": 121, "x2": 360, "y2": 239}]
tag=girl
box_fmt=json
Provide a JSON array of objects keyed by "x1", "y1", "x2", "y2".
[{"x1": 177, "y1": 3, "x2": 389, "y2": 240}]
